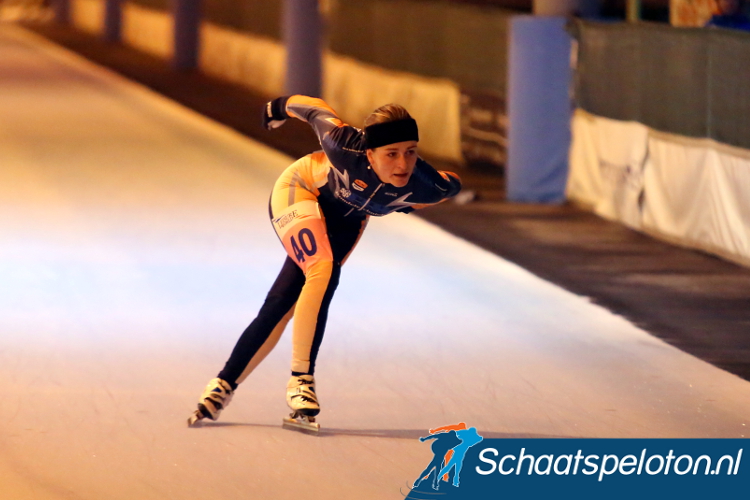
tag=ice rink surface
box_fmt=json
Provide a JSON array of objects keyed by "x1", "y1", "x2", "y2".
[{"x1": 1, "y1": 24, "x2": 749, "y2": 499}]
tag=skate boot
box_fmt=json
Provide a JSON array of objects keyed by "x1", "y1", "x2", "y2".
[
  {"x1": 282, "y1": 374, "x2": 320, "y2": 434},
  {"x1": 187, "y1": 378, "x2": 234, "y2": 427}
]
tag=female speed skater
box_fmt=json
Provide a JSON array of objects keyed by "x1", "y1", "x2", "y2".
[{"x1": 188, "y1": 95, "x2": 462, "y2": 430}]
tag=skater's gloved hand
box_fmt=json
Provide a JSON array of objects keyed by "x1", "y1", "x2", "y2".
[{"x1": 262, "y1": 96, "x2": 290, "y2": 130}]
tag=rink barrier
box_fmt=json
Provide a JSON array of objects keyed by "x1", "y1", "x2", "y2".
[
  {"x1": 200, "y1": 20, "x2": 463, "y2": 162},
  {"x1": 70, "y1": 2, "x2": 463, "y2": 162},
  {"x1": 72, "y1": 0, "x2": 488, "y2": 164},
  {"x1": 572, "y1": 19, "x2": 750, "y2": 152},
  {"x1": 201, "y1": 23, "x2": 463, "y2": 162},
  {"x1": 568, "y1": 109, "x2": 750, "y2": 268},
  {"x1": 121, "y1": 2, "x2": 172, "y2": 59},
  {"x1": 71, "y1": 0, "x2": 103, "y2": 34},
  {"x1": 198, "y1": 22, "x2": 285, "y2": 98}
]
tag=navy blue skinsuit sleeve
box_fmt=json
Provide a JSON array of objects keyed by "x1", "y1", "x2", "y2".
[{"x1": 283, "y1": 95, "x2": 365, "y2": 158}]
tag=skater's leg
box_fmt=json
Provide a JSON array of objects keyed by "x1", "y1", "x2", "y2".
[
  {"x1": 287, "y1": 211, "x2": 368, "y2": 375},
  {"x1": 451, "y1": 461, "x2": 463, "y2": 487},
  {"x1": 281, "y1": 215, "x2": 366, "y2": 414},
  {"x1": 278, "y1": 250, "x2": 340, "y2": 416},
  {"x1": 434, "y1": 460, "x2": 458, "y2": 489},
  {"x1": 446, "y1": 467, "x2": 456, "y2": 486},
  {"x1": 217, "y1": 161, "x2": 321, "y2": 387},
  {"x1": 235, "y1": 305, "x2": 294, "y2": 385},
  {"x1": 269, "y1": 191, "x2": 337, "y2": 376},
  {"x1": 217, "y1": 257, "x2": 305, "y2": 388},
  {"x1": 191, "y1": 160, "x2": 320, "y2": 425},
  {"x1": 290, "y1": 259, "x2": 340, "y2": 375},
  {"x1": 414, "y1": 459, "x2": 440, "y2": 488},
  {"x1": 286, "y1": 210, "x2": 367, "y2": 376},
  {"x1": 269, "y1": 162, "x2": 368, "y2": 417}
]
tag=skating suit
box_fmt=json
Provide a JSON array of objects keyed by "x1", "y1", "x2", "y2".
[{"x1": 218, "y1": 96, "x2": 462, "y2": 387}]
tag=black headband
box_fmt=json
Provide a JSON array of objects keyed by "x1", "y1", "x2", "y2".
[{"x1": 364, "y1": 118, "x2": 419, "y2": 149}]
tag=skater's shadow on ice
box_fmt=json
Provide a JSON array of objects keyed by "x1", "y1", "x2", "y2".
[
  {"x1": 318, "y1": 429, "x2": 575, "y2": 439},
  {"x1": 190, "y1": 422, "x2": 574, "y2": 439}
]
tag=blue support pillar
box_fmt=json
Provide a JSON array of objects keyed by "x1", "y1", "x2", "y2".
[
  {"x1": 103, "y1": 0, "x2": 122, "y2": 43},
  {"x1": 506, "y1": 16, "x2": 572, "y2": 204},
  {"x1": 172, "y1": 0, "x2": 201, "y2": 70},
  {"x1": 283, "y1": 0, "x2": 322, "y2": 97}
]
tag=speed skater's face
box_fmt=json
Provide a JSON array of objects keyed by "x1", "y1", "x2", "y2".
[{"x1": 366, "y1": 140, "x2": 419, "y2": 188}]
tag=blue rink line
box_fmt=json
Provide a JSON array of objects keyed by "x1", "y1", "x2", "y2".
[{"x1": 405, "y1": 439, "x2": 747, "y2": 499}]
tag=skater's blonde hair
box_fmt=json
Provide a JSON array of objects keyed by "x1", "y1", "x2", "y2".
[{"x1": 363, "y1": 103, "x2": 412, "y2": 129}]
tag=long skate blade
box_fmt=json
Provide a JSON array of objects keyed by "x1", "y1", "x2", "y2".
[{"x1": 282, "y1": 416, "x2": 320, "y2": 435}]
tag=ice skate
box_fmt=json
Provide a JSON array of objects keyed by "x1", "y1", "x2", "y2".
[
  {"x1": 283, "y1": 410, "x2": 320, "y2": 434},
  {"x1": 282, "y1": 374, "x2": 321, "y2": 434},
  {"x1": 187, "y1": 378, "x2": 234, "y2": 427}
]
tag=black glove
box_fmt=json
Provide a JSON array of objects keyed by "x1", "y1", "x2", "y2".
[{"x1": 262, "y1": 96, "x2": 291, "y2": 130}]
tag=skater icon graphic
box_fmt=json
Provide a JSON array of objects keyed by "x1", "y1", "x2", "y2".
[{"x1": 413, "y1": 423, "x2": 484, "y2": 491}]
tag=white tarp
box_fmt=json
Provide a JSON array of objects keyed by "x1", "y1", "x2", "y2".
[
  {"x1": 568, "y1": 109, "x2": 750, "y2": 267},
  {"x1": 643, "y1": 131, "x2": 750, "y2": 264},
  {"x1": 567, "y1": 110, "x2": 648, "y2": 229}
]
